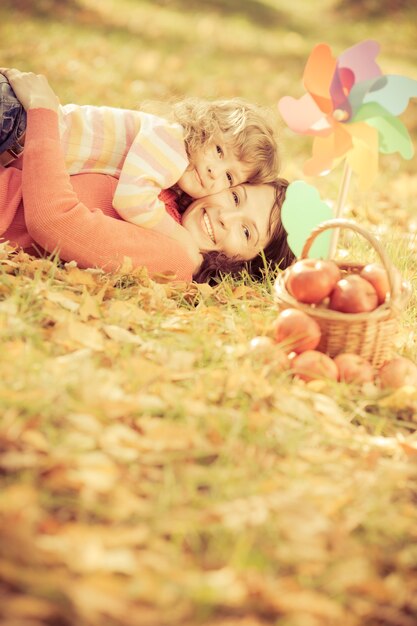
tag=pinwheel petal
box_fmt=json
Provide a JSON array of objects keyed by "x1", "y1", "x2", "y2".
[
  {"x1": 339, "y1": 67, "x2": 356, "y2": 93},
  {"x1": 352, "y1": 101, "x2": 415, "y2": 158},
  {"x1": 349, "y1": 77, "x2": 384, "y2": 115},
  {"x1": 278, "y1": 93, "x2": 332, "y2": 135},
  {"x1": 350, "y1": 75, "x2": 417, "y2": 116},
  {"x1": 303, "y1": 43, "x2": 336, "y2": 114},
  {"x1": 303, "y1": 124, "x2": 352, "y2": 176},
  {"x1": 281, "y1": 181, "x2": 333, "y2": 258},
  {"x1": 376, "y1": 120, "x2": 414, "y2": 158},
  {"x1": 303, "y1": 138, "x2": 334, "y2": 177},
  {"x1": 338, "y1": 39, "x2": 382, "y2": 82},
  {"x1": 329, "y1": 66, "x2": 353, "y2": 119},
  {"x1": 344, "y1": 122, "x2": 379, "y2": 189}
]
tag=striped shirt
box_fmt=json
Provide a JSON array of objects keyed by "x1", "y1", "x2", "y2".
[{"x1": 58, "y1": 104, "x2": 189, "y2": 232}]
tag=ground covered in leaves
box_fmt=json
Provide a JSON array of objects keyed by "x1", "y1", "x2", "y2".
[
  {"x1": 1, "y1": 0, "x2": 417, "y2": 624},
  {"x1": 1, "y1": 241, "x2": 417, "y2": 626}
]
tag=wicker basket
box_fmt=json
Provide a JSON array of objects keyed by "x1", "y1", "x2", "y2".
[{"x1": 274, "y1": 218, "x2": 409, "y2": 368}]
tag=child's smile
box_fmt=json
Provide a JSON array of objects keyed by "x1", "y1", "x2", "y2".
[{"x1": 177, "y1": 140, "x2": 251, "y2": 199}]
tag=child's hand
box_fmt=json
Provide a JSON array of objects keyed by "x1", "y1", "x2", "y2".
[{"x1": 0, "y1": 68, "x2": 59, "y2": 112}]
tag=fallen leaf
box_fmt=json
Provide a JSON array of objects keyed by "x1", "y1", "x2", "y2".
[
  {"x1": 52, "y1": 318, "x2": 104, "y2": 351},
  {"x1": 102, "y1": 324, "x2": 142, "y2": 345},
  {"x1": 65, "y1": 266, "x2": 97, "y2": 286},
  {"x1": 45, "y1": 289, "x2": 80, "y2": 312},
  {"x1": 79, "y1": 290, "x2": 102, "y2": 320}
]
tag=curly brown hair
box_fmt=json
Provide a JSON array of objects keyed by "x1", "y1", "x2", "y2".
[
  {"x1": 170, "y1": 97, "x2": 280, "y2": 185},
  {"x1": 193, "y1": 178, "x2": 294, "y2": 284}
]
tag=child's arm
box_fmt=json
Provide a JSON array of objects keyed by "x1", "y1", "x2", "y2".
[{"x1": 112, "y1": 113, "x2": 190, "y2": 235}]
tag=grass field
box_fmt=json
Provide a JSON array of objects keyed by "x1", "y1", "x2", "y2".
[{"x1": 1, "y1": 1, "x2": 417, "y2": 625}]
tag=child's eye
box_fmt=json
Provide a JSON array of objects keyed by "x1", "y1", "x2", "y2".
[
  {"x1": 226, "y1": 172, "x2": 233, "y2": 186},
  {"x1": 216, "y1": 145, "x2": 223, "y2": 157},
  {"x1": 232, "y1": 190, "x2": 239, "y2": 206}
]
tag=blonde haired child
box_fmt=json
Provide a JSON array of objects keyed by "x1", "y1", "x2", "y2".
[{"x1": 0, "y1": 74, "x2": 280, "y2": 253}]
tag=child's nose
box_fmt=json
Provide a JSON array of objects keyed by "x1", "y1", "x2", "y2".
[{"x1": 207, "y1": 164, "x2": 221, "y2": 179}]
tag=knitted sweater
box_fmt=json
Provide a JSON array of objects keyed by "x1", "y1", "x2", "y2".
[
  {"x1": 0, "y1": 109, "x2": 196, "y2": 280},
  {"x1": 60, "y1": 104, "x2": 189, "y2": 234}
]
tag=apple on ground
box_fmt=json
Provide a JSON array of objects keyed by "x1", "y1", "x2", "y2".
[
  {"x1": 333, "y1": 353, "x2": 375, "y2": 384},
  {"x1": 274, "y1": 308, "x2": 321, "y2": 354},
  {"x1": 378, "y1": 356, "x2": 417, "y2": 389},
  {"x1": 291, "y1": 350, "x2": 339, "y2": 382}
]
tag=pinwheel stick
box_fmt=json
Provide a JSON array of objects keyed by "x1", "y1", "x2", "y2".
[{"x1": 328, "y1": 161, "x2": 352, "y2": 259}]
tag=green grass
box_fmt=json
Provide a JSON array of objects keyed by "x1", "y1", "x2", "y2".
[{"x1": 1, "y1": 1, "x2": 417, "y2": 625}]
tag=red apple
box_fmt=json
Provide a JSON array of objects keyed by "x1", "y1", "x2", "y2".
[
  {"x1": 291, "y1": 350, "x2": 339, "y2": 382},
  {"x1": 333, "y1": 353, "x2": 375, "y2": 384},
  {"x1": 286, "y1": 259, "x2": 341, "y2": 304},
  {"x1": 273, "y1": 308, "x2": 321, "y2": 354},
  {"x1": 360, "y1": 263, "x2": 401, "y2": 305},
  {"x1": 378, "y1": 357, "x2": 417, "y2": 389},
  {"x1": 329, "y1": 275, "x2": 379, "y2": 313}
]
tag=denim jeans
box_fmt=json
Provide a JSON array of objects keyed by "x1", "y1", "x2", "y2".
[{"x1": 0, "y1": 74, "x2": 27, "y2": 154}]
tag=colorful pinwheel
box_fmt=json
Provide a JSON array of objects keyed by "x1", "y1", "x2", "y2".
[{"x1": 278, "y1": 40, "x2": 417, "y2": 189}]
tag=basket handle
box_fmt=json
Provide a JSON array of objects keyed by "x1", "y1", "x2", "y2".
[{"x1": 300, "y1": 218, "x2": 401, "y2": 303}]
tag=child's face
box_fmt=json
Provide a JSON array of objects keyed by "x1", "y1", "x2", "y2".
[
  {"x1": 177, "y1": 138, "x2": 251, "y2": 199},
  {"x1": 181, "y1": 184, "x2": 276, "y2": 260}
]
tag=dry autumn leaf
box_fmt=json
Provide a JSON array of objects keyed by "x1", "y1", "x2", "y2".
[{"x1": 102, "y1": 324, "x2": 143, "y2": 344}]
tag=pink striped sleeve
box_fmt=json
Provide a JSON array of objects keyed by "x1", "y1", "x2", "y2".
[{"x1": 112, "y1": 113, "x2": 189, "y2": 232}]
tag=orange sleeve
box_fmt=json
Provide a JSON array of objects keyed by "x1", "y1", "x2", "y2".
[
  {"x1": 0, "y1": 164, "x2": 22, "y2": 235},
  {"x1": 22, "y1": 109, "x2": 196, "y2": 280},
  {"x1": 0, "y1": 164, "x2": 36, "y2": 250}
]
